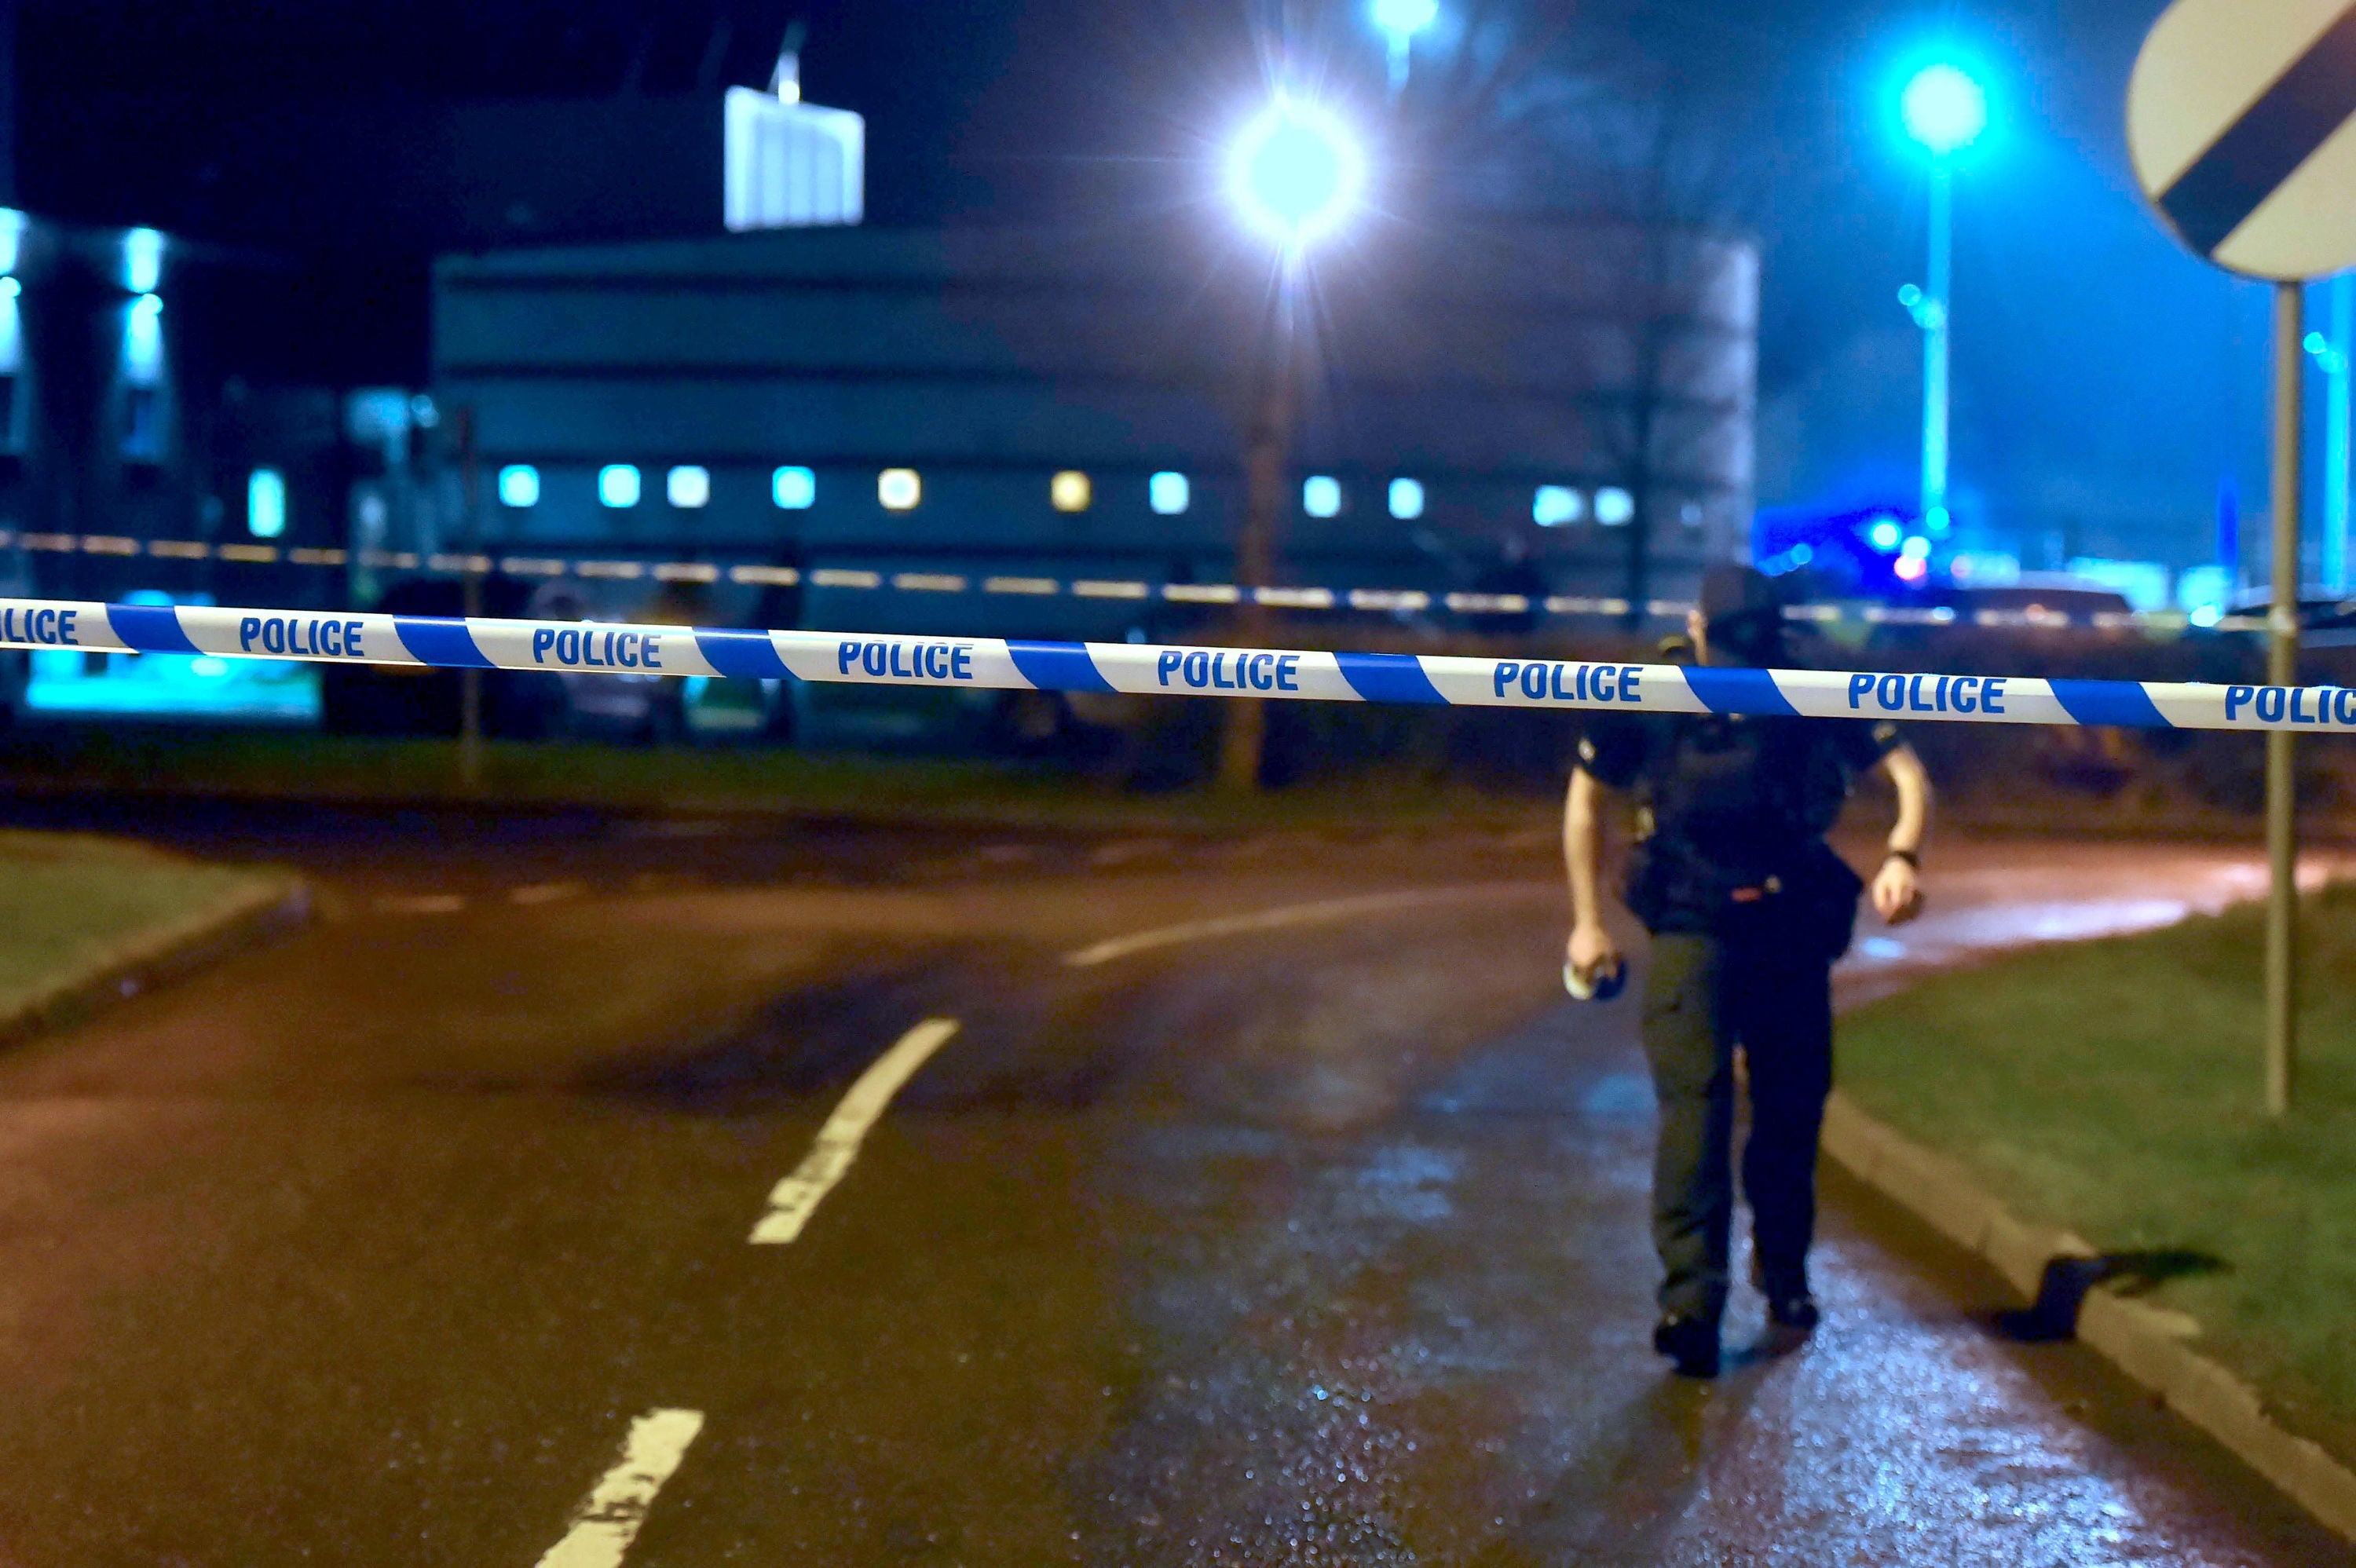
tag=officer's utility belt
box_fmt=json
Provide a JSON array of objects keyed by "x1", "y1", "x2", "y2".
[{"x1": 1628, "y1": 839, "x2": 1864, "y2": 960}]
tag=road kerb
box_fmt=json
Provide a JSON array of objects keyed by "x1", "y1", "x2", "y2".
[
  {"x1": 1820, "y1": 1089, "x2": 2356, "y2": 1545},
  {"x1": 0, "y1": 872, "x2": 309, "y2": 1048}
]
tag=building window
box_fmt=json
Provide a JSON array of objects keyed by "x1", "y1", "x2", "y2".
[
  {"x1": 122, "y1": 387, "x2": 164, "y2": 461},
  {"x1": 598, "y1": 464, "x2": 642, "y2": 507},
  {"x1": 1050, "y1": 470, "x2": 1092, "y2": 513},
  {"x1": 667, "y1": 465, "x2": 711, "y2": 508},
  {"x1": 1149, "y1": 471, "x2": 1190, "y2": 515},
  {"x1": 1302, "y1": 475, "x2": 1341, "y2": 517},
  {"x1": 497, "y1": 465, "x2": 540, "y2": 508},
  {"x1": 878, "y1": 467, "x2": 920, "y2": 510},
  {"x1": 772, "y1": 466, "x2": 816, "y2": 509},
  {"x1": 1533, "y1": 485, "x2": 1585, "y2": 527},
  {"x1": 1594, "y1": 486, "x2": 1635, "y2": 526},
  {"x1": 1387, "y1": 477, "x2": 1425, "y2": 520},
  {"x1": 247, "y1": 467, "x2": 287, "y2": 538}
]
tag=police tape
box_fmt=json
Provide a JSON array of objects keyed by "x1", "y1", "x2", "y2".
[
  {"x1": 0, "y1": 596, "x2": 2338, "y2": 733},
  {"x1": 2, "y1": 530, "x2": 2249, "y2": 634}
]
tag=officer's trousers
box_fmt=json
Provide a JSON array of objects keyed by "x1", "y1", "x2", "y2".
[{"x1": 1640, "y1": 933, "x2": 1835, "y2": 1321}]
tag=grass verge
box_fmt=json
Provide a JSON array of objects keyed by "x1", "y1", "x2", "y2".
[
  {"x1": 0, "y1": 726, "x2": 1553, "y2": 839},
  {"x1": 0, "y1": 829, "x2": 294, "y2": 1023},
  {"x1": 1838, "y1": 886, "x2": 2356, "y2": 1458}
]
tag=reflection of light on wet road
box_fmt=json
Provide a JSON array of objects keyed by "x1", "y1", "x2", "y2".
[{"x1": 1835, "y1": 843, "x2": 2352, "y2": 1004}]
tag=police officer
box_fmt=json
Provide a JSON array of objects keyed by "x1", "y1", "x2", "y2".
[{"x1": 1564, "y1": 565, "x2": 1930, "y2": 1377}]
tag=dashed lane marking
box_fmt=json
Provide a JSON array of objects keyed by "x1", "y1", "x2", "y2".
[
  {"x1": 532, "y1": 1408, "x2": 704, "y2": 1568},
  {"x1": 373, "y1": 893, "x2": 468, "y2": 916},
  {"x1": 510, "y1": 882, "x2": 587, "y2": 905},
  {"x1": 748, "y1": 1017, "x2": 960, "y2": 1245},
  {"x1": 1060, "y1": 884, "x2": 1548, "y2": 968}
]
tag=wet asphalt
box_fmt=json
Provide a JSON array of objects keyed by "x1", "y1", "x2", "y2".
[{"x1": 0, "y1": 796, "x2": 2346, "y2": 1566}]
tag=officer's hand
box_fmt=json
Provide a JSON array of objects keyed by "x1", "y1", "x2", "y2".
[
  {"x1": 1568, "y1": 920, "x2": 1622, "y2": 983},
  {"x1": 1871, "y1": 855, "x2": 1923, "y2": 926}
]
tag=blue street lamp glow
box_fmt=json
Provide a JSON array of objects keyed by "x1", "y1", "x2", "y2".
[
  {"x1": 1900, "y1": 64, "x2": 1986, "y2": 156},
  {"x1": 1372, "y1": 0, "x2": 1437, "y2": 35},
  {"x1": 1230, "y1": 99, "x2": 1365, "y2": 250}
]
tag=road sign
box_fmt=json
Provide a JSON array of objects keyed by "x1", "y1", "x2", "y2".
[{"x1": 2128, "y1": 0, "x2": 2356, "y2": 280}]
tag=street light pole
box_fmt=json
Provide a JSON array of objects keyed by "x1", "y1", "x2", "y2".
[
  {"x1": 2326, "y1": 274, "x2": 2351, "y2": 594},
  {"x1": 1897, "y1": 61, "x2": 1984, "y2": 537},
  {"x1": 1216, "y1": 284, "x2": 1297, "y2": 793},
  {"x1": 1922, "y1": 152, "x2": 1953, "y2": 535},
  {"x1": 1217, "y1": 97, "x2": 1363, "y2": 792}
]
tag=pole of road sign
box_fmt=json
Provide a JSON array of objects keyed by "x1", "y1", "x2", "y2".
[
  {"x1": 2266, "y1": 282, "x2": 2301, "y2": 1116},
  {"x1": 2125, "y1": 0, "x2": 2356, "y2": 1114}
]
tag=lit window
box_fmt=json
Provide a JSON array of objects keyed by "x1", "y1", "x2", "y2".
[
  {"x1": 878, "y1": 468, "x2": 921, "y2": 510},
  {"x1": 598, "y1": 464, "x2": 642, "y2": 507},
  {"x1": 1594, "y1": 487, "x2": 1635, "y2": 526},
  {"x1": 497, "y1": 465, "x2": 540, "y2": 508},
  {"x1": 247, "y1": 467, "x2": 287, "y2": 538},
  {"x1": 1051, "y1": 470, "x2": 1092, "y2": 512},
  {"x1": 772, "y1": 466, "x2": 816, "y2": 509},
  {"x1": 1533, "y1": 485, "x2": 1584, "y2": 527},
  {"x1": 667, "y1": 465, "x2": 711, "y2": 508},
  {"x1": 1303, "y1": 475, "x2": 1341, "y2": 517},
  {"x1": 1149, "y1": 471, "x2": 1190, "y2": 515},
  {"x1": 1388, "y1": 477, "x2": 1425, "y2": 520}
]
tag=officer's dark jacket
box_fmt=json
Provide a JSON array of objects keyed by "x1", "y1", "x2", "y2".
[{"x1": 1578, "y1": 711, "x2": 1901, "y2": 950}]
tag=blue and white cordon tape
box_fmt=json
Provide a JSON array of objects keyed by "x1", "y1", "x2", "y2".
[{"x1": 0, "y1": 597, "x2": 2342, "y2": 733}]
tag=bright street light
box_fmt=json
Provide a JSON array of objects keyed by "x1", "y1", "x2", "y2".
[
  {"x1": 1229, "y1": 99, "x2": 1365, "y2": 252},
  {"x1": 1372, "y1": 0, "x2": 1438, "y2": 93},
  {"x1": 1894, "y1": 60, "x2": 1987, "y2": 540},
  {"x1": 1900, "y1": 63, "x2": 1987, "y2": 156}
]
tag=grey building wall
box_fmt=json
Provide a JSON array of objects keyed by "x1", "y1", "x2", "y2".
[{"x1": 433, "y1": 219, "x2": 1755, "y2": 628}]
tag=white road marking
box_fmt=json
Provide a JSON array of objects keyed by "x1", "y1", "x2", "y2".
[
  {"x1": 1061, "y1": 884, "x2": 1545, "y2": 968},
  {"x1": 510, "y1": 882, "x2": 587, "y2": 905},
  {"x1": 533, "y1": 1408, "x2": 704, "y2": 1568},
  {"x1": 748, "y1": 1018, "x2": 960, "y2": 1245},
  {"x1": 374, "y1": 893, "x2": 467, "y2": 916}
]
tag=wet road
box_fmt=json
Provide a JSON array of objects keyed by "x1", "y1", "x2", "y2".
[{"x1": 0, "y1": 801, "x2": 2345, "y2": 1566}]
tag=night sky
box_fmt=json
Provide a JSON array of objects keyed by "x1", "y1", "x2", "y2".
[
  {"x1": 19, "y1": 0, "x2": 2302, "y2": 573},
  {"x1": 793, "y1": 0, "x2": 2285, "y2": 576}
]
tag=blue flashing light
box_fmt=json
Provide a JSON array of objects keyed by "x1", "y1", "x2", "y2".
[
  {"x1": 497, "y1": 464, "x2": 540, "y2": 508},
  {"x1": 1149, "y1": 470, "x2": 1191, "y2": 515},
  {"x1": 598, "y1": 464, "x2": 642, "y2": 507},
  {"x1": 1302, "y1": 474, "x2": 1342, "y2": 517},
  {"x1": 772, "y1": 466, "x2": 816, "y2": 509},
  {"x1": 1594, "y1": 487, "x2": 1634, "y2": 526},
  {"x1": 0, "y1": 277, "x2": 19, "y2": 298},
  {"x1": 666, "y1": 465, "x2": 712, "y2": 508},
  {"x1": 1231, "y1": 100, "x2": 1365, "y2": 248},
  {"x1": 1868, "y1": 517, "x2": 1904, "y2": 551},
  {"x1": 247, "y1": 467, "x2": 287, "y2": 539},
  {"x1": 1901, "y1": 63, "x2": 1987, "y2": 156},
  {"x1": 1388, "y1": 477, "x2": 1425, "y2": 520}
]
